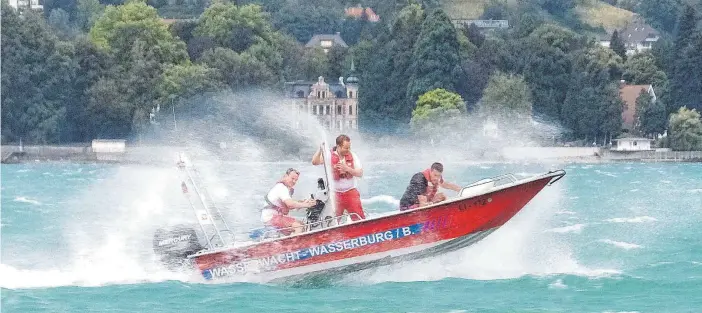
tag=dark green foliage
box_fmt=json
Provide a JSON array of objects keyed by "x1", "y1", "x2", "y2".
[
  {"x1": 406, "y1": 8, "x2": 461, "y2": 110},
  {"x1": 610, "y1": 30, "x2": 627, "y2": 61}
]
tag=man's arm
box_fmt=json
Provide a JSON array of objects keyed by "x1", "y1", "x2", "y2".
[
  {"x1": 441, "y1": 181, "x2": 462, "y2": 192},
  {"x1": 312, "y1": 147, "x2": 323, "y2": 165},
  {"x1": 283, "y1": 198, "x2": 315, "y2": 209}
]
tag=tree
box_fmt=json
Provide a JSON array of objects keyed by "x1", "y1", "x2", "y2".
[
  {"x1": 668, "y1": 107, "x2": 702, "y2": 151},
  {"x1": 638, "y1": 0, "x2": 681, "y2": 33},
  {"x1": 634, "y1": 89, "x2": 667, "y2": 137},
  {"x1": 386, "y1": 3, "x2": 426, "y2": 130},
  {"x1": 89, "y1": 0, "x2": 188, "y2": 65},
  {"x1": 198, "y1": 47, "x2": 276, "y2": 89},
  {"x1": 76, "y1": 0, "x2": 103, "y2": 31},
  {"x1": 406, "y1": 8, "x2": 461, "y2": 105},
  {"x1": 610, "y1": 30, "x2": 627, "y2": 61},
  {"x1": 194, "y1": 3, "x2": 275, "y2": 53},
  {"x1": 271, "y1": 0, "x2": 343, "y2": 43},
  {"x1": 410, "y1": 88, "x2": 465, "y2": 134},
  {"x1": 622, "y1": 51, "x2": 668, "y2": 87},
  {"x1": 669, "y1": 4, "x2": 700, "y2": 111},
  {"x1": 1, "y1": 5, "x2": 75, "y2": 144},
  {"x1": 155, "y1": 63, "x2": 223, "y2": 107},
  {"x1": 562, "y1": 45, "x2": 625, "y2": 139},
  {"x1": 479, "y1": 72, "x2": 533, "y2": 120}
]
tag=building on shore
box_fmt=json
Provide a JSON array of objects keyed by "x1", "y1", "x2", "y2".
[
  {"x1": 610, "y1": 137, "x2": 654, "y2": 151},
  {"x1": 305, "y1": 33, "x2": 348, "y2": 54},
  {"x1": 283, "y1": 74, "x2": 359, "y2": 132},
  {"x1": 598, "y1": 15, "x2": 660, "y2": 55}
]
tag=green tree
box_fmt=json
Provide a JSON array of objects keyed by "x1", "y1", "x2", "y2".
[
  {"x1": 76, "y1": 0, "x2": 104, "y2": 31},
  {"x1": 271, "y1": 0, "x2": 343, "y2": 43},
  {"x1": 410, "y1": 88, "x2": 466, "y2": 133},
  {"x1": 156, "y1": 63, "x2": 223, "y2": 106},
  {"x1": 89, "y1": 0, "x2": 188, "y2": 65},
  {"x1": 386, "y1": 3, "x2": 426, "y2": 130},
  {"x1": 199, "y1": 47, "x2": 276, "y2": 89},
  {"x1": 638, "y1": 0, "x2": 681, "y2": 33},
  {"x1": 622, "y1": 51, "x2": 668, "y2": 87},
  {"x1": 479, "y1": 72, "x2": 533, "y2": 120},
  {"x1": 562, "y1": 45, "x2": 625, "y2": 139},
  {"x1": 634, "y1": 89, "x2": 667, "y2": 137},
  {"x1": 406, "y1": 8, "x2": 461, "y2": 105},
  {"x1": 669, "y1": 4, "x2": 700, "y2": 110},
  {"x1": 668, "y1": 107, "x2": 702, "y2": 150},
  {"x1": 610, "y1": 29, "x2": 627, "y2": 61},
  {"x1": 194, "y1": 3, "x2": 274, "y2": 53},
  {"x1": 1, "y1": 5, "x2": 75, "y2": 144}
]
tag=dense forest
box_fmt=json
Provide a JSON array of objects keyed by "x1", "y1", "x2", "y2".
[{"x1": 2, "y1": 0, "x2": 702, "y2": 149}]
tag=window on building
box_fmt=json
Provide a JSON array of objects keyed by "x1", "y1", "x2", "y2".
[
  {"x1": 326, "y1": 105, "x2": 330, "y2": 115},
  {"x1": 296, "y1": 90, "x2": 304, "y2": 98},
  {"x1": 349, "y1": 105, "x2": 353, "y2": 116},
  {"x1": 349, "y1": 91, "x2": 354, "y2": 98},
  {"x1": 337, "y1": 105, "x2": 342, "y2": 115},
  {"x1": 323, "y1": 91, "x2": 326, "y2": 98},
  {"x1": 337, "y1": 120, "x2": 342, "y2": 130},
  {"x1": 317, "y1": 91, "x2": 321, "y2": 98},
  {"x1": 321, "y1": 40, "x2": 333, "y2": 48}
]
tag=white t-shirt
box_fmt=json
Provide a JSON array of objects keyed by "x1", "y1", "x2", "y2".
[
  {"x1": 334, "y1": 151, "x2": 362, "y2": 193},
  {"x1": 261, "y1": 183, "x2": 291, "y2": 223}
]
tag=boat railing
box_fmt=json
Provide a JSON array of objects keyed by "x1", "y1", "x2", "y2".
[
  {"x1": 249, "y1": 212, "x2": 362, "y2": 241},
  {"x1": 459, "y1": 173, "x2": 518, "y2": 198}
]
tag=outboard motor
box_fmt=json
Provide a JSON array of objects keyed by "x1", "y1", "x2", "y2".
[{"x1": 152, "y1": 225, "x2": 204, "y2": 270}]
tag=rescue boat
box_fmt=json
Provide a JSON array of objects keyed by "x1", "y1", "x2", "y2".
[{"x1": 152, "y1": 153, "x2": 565, "y2": 283}]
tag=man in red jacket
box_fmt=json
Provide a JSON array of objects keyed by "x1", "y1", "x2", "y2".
[{"x1": 312, "y1": 134, "x2": 366, "y2": 221}]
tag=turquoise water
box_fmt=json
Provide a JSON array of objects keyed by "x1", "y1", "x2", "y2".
[{"x1": 2, "y1": 161, "x2": 702, "y2": 312}]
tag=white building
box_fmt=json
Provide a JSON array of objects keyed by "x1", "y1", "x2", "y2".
[
  {"x1": 611, "y1": 137, "x2": 653, "y2": 151},
  {"x1": 7, "y1": 0, "x2": 43, "y2": 10}
]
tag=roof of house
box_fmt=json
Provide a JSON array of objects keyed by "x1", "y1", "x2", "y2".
[
  {"x1": 613, "y1": 137, "x2": 653, "y2": 141},
  {"x1": 619, "y1": 84, "x2": 653, "y2": 130},
  {"x1": 305, "y1": 33, "x2": 349, "y2": 48},
  {"x1": 619, "y1": 17, "x2": 660, "y2": 45},
  {"x1": 345, "y1": 6, "x2": 380, "y2": 22}
]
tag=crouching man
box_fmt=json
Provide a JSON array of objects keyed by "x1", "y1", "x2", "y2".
[{"x1": 399, "y1": 162, "x2": 462, "y2": 211}]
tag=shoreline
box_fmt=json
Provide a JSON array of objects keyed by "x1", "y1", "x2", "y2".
[{"x1": 2, "y1": 144, "x2": 701, "y2": 165}]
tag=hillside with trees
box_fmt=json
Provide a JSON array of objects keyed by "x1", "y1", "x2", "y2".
[{"x1": 2, "y1": 0, "x2": 702, "y2": 149}]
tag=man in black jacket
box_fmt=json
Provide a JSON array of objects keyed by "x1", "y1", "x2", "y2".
[{"x1": 399, "y1": 162, "x2": 462, "y2": 211}]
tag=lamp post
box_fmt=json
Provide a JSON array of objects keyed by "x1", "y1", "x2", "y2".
[{"x1": 170, "y1": 95, "x2": 177, "y2": 131}]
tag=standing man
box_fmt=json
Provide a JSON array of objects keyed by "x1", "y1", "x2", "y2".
[
  {"x1": 262, "y1": 168, "x2": 316, "y2": 235},
  {"x1": 399, "y1": 162, "x2": 462, "y2": 211},
  {"x1": 312, "y1": 134, "x2": 366, "y2": 221}
]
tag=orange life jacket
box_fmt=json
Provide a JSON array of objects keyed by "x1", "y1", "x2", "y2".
[
  {"x1": 331, "y1": 148, "x2": 355, "y2": 181},
  {"x1": 422, "y1": 169, "x2": 443, "y2": 200}
]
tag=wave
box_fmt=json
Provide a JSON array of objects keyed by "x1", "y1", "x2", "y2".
[
  {"x1": 687, "y1": 189, "x2": 702, "y2": 194},
  {"x1": 361, "y1": 195, "x2": 400, "y2": 207},
  {"x1": 605, "y1": 216, "x2": 657, "y2": 223},
  {"x1": 13, "y1": 196, "x2": 41, "y2": 205},
  {"x1": 545, "y1": 224, "x2": 586, "y2": 234},
  {"x1": 599, "y1": 239, "x2": 643, "y2": 250}
]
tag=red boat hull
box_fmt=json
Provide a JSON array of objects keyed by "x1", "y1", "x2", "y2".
[{"x1": 192, "y1": 171, "x2": 563, "y2": 282}]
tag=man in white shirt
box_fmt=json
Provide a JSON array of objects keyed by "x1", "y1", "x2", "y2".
[
  {"x1": 262, "y1": 168, "x2": 316, "y2": 235},
  {"x1": 311, "y1": 135, "x2": 366, "y2": 221}
]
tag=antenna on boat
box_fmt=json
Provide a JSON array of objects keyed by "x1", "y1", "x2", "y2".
[{"x1": 320, "y1": 140, "x2": 338, "y2": 225}]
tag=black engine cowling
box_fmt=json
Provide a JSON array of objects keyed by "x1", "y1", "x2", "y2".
[{"x1": 152, "y1": 225, "x2": 203, "y2": 269}]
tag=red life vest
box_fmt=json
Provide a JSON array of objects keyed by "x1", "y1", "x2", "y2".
[
  {"x1": 331, "y1": 148, "x2": 355, "y2": 181},
  {"x1": 422, "y1": 169, "x2": 443, "y2": 200},
  {"x1": 264, "y1": 182, "x2": 294, "y2": 215}
]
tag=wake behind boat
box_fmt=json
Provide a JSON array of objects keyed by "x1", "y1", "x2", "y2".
[{"x1": 153, "y1": 154, "x2": 566, "y2": 283}]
